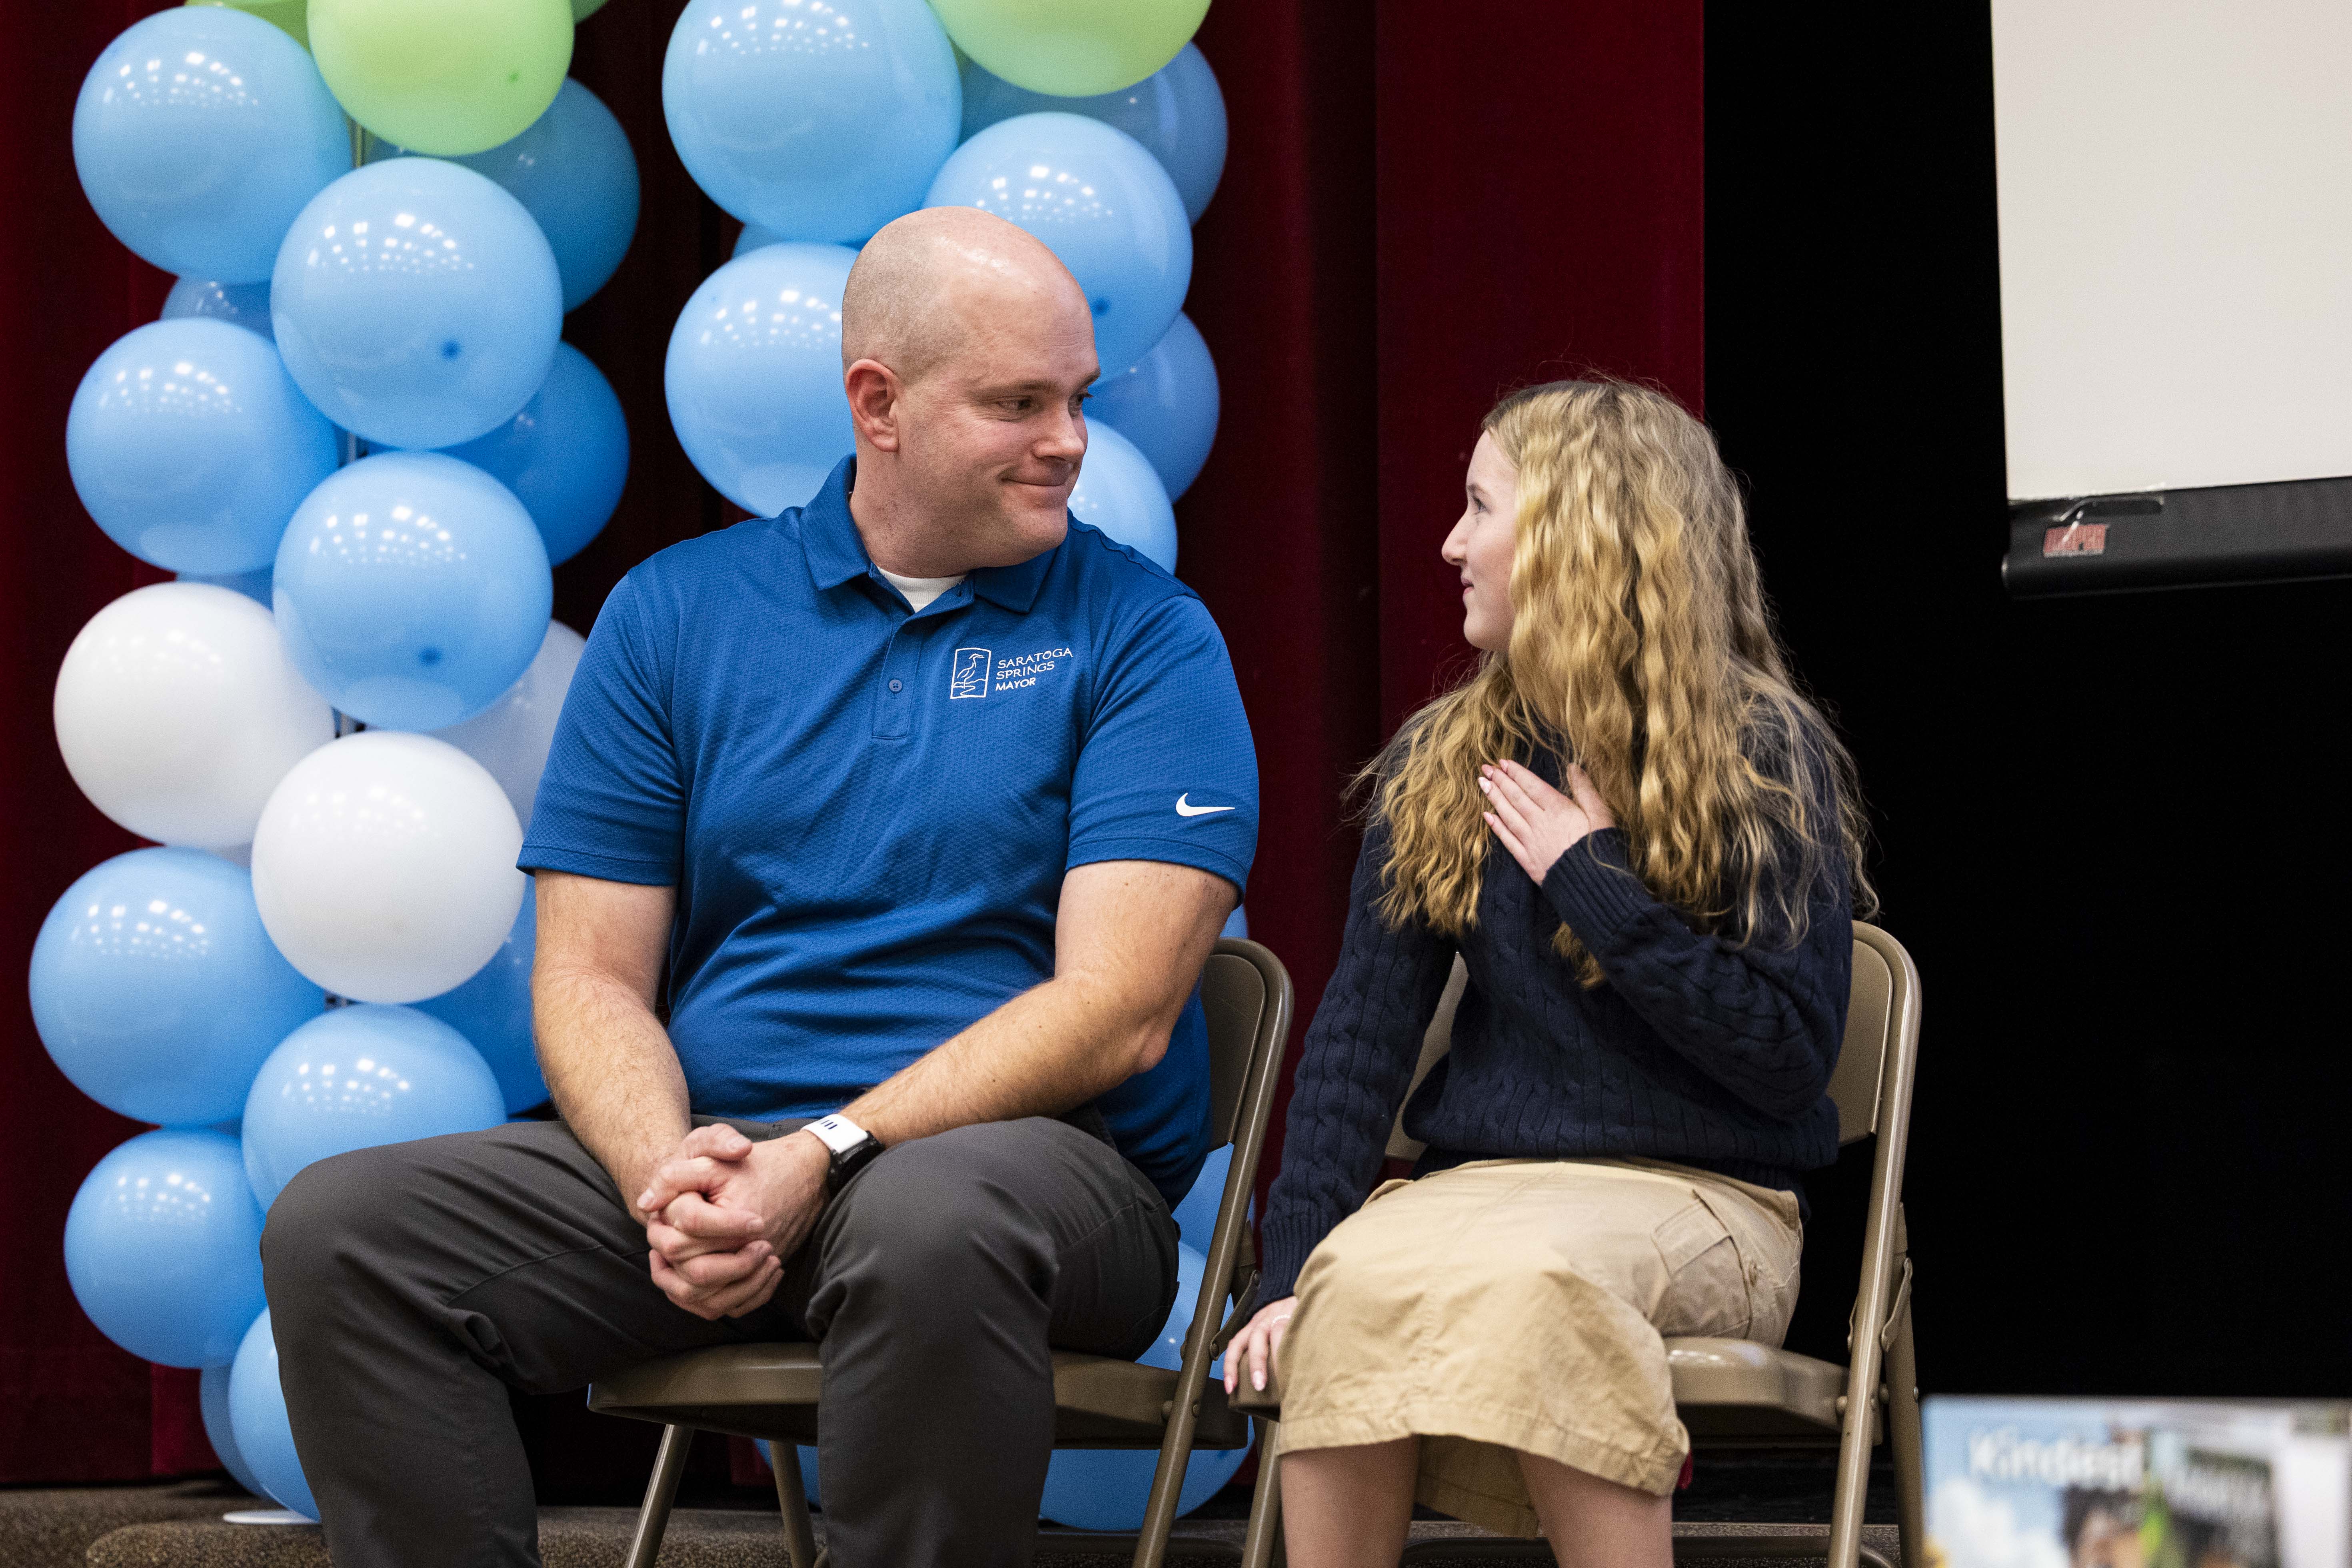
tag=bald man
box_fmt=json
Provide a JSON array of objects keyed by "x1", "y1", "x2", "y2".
[{"x1": 260, "y1": 209, "x2": 1259, "y2": 1568}]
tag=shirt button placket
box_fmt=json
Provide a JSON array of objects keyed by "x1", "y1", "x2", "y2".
[{"x1": 875, "y1": 628, "x2": 921, "y2": 739}]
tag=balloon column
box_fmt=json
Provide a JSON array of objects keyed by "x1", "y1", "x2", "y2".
[
  {"x1": 48, "y1": 0, "x2": 633, "y2": 1520},
  {"x1": 49, "y1": 0, "x2": 1236, "y2": 1530}
]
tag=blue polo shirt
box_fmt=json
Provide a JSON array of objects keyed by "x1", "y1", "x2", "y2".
[{"x1": 520, "y1": 458, "x2": 1257, "y2": 1204}]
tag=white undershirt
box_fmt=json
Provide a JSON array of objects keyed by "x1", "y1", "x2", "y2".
[{"x1": 877, "y1": 566, "x2": 965, "y2": 612}]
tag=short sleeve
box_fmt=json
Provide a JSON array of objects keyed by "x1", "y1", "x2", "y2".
[
  {"x1": 518, "y1": 572, "x2": 686, "y2": 886},
  {"x1": 1066, "y1": 595, "x2": 1257, "y2": 894}
]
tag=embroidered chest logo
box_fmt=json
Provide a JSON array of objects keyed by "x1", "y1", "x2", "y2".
[
  {"x1": 949, "y1": 647, "x2": 993, "y2": 699},
  {"x1": 949, "y1": 645, "x2": 1073, "y2": 699}
]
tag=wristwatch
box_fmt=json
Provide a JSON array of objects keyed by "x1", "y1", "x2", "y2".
[{"x1": 803, "y1": 1113, "x2": 885, "y2": 1196}]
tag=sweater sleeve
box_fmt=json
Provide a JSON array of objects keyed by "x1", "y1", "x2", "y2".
[
  {"x1": 1256, "y1": 821, "x2": 1456, "y2": 1303},
  {"x1": 1539, "y1": 801, "x2": 1854, "y2": 1124}
]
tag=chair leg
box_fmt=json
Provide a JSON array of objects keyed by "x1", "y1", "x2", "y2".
[
  {"x1": 1824, "y1": 1381, "x2": 1876, "y2": 1568},
  {"x1": 1239, "y1": 1425, "x2": 1284, "y2": 1568},
  {"x1": 1130, "y1": 1378, "x2": 1207, "y2": 1568},
  {"x1": 623, "y1": 1423, "x2": 694, "y2": 1568},
  {"x1": 1886, "y1": 1294, "x2": 1925, "y2": 1568},
  {"x1": 1129, "y1": 1438, "x2": 1194, "y2": 1568},
  {"x1": 769, "y1": 1441, "x2": 824, "y2": 1568}
]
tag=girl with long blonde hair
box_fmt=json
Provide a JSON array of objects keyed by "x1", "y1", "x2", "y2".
[{"x1": 1225, "y1": 380, "x2": 1872, "y2": 1568}]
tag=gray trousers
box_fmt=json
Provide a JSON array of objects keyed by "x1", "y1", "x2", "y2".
[{"x1": 260, "y1": 1113, "x2": 1178, "y2": 1568}]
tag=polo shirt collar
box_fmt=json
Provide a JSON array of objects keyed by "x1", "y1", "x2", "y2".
[
  {"x1": 797, "y1": 458, "x2": 871, "y2": 592},
  {"x1": 798, "y1": 456, "x2": 1057, "y2": 616}
]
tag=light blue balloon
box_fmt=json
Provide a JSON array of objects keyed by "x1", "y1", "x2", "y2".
[
  {"x1": 378, "y1": 80, "x2": 639, "y2": 312},
  {"x1": 732, "y1": 222, "x2": 784, "y2": 259},
  {"x1": 241, "y1": 1005, "x2": 506, "y2": 1208},
  {"x1": 201, "y1": 1360, "x2": 270, "y2": 1499},
  {"x1": 64, "y1": 1129, "x2": 267, "y2": 1368},
  {"x1": 1087, "y1": 313, "x2": 1217, "y2": 500},
  {"x1": 1069, "y1": 423, "x2": 1177, "y2": 572},
  {"x1": 1038, "y1": 1242, "x2": 1251, "y2": 1529},
  {"x1": 178, "y1": 566, "x2": 275, "y2": 607},
  {"x1": 440, "y1": 343, "x2": 627, "y2": 567},
  {"x1": 164, "y1": 278, "x2": 275, "y2": 341},
  {"x1": 1168, "y1": 1144, "x2": 1233, "y2": 1257},
  {"x1": 274, "y1": 452, "x2": 553, "y2": 730},
  {"x1": 666, "y1": 242, "x2": 858, "y2": 517},
  {"x1": 416, "y1": 896, "x2": 547, "y2": 1114},
  {"x1": 925, "y1": 113, "x2": 1191, "y2": 379},
  {"x1": 67, "y1": 318, "x2": 340, "y2": 574},
  {"x1": 1218, "y1": 905, "x2": 1247, "y2": 941},
  {"x1": 228, "y1": 1311, "x2": 318, "y2": 1518},
  {"x1": 664, "y1": 0, "x2": 959, "y2": 244},
  {"x1": 735, "y1": 223, "x2": 865, "y2": 260},
  {"x1": 273, "y1": 158, "x2": 564, "y2": 450},
  {"x1": 73, "y1": 8, "x2": 348, "y2": 283},
  {"x1": 960, "y1": 44, "x2": 1227, "y2": 224},
  {"x1": 32, "y1": 848, "x2": 323, "y2": 1127}
]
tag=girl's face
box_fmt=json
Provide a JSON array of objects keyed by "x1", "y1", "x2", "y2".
[{"x1": 1441, "y1": 432, "x2": 1520, "y2": 653}]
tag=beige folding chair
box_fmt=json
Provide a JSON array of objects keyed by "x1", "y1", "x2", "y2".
[
  {"x1": 587, "y1": 937, "x2": 1297, "y2": 1568},
  {"x1": 1231, "y1": 921, "x2": 1923, "y2": 1568}
]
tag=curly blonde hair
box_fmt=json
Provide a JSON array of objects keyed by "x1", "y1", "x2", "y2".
[{"x1": 1367, "y1": 379, "x2": 1875, "y2": 983}]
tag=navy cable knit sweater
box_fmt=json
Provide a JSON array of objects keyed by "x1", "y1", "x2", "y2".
[{"x1": 1258, "y1": 761, "x2": 1854, "y2": 1303}]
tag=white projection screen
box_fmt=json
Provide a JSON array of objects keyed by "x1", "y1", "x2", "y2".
[{"x1": 1993, "y1": 0, "x2": 2352, "y2": 593}]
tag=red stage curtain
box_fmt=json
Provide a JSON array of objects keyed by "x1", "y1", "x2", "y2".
[
  {"x1": 1373, "y1": 0, "x2": 1706, "y2": 731},
  {"x1": 0, "y1": 0, "x2": 190, "y2": 1484},
  {"x1": 0, "y1": 0, "x2": 1700, "y2": 1482}
]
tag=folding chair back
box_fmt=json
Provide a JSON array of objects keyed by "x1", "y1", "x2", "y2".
[{"x1": 1828, "y1": 924, "x2": 1904, "y2": 1144}]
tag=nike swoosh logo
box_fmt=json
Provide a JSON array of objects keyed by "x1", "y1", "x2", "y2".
[{"x1": 1175, "y1": 794, "x2": 1236, "y2": 817}]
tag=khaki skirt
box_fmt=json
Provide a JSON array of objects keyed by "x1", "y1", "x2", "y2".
[{"x1": 1273, "y1": 1158, "x2": 1803, "y2": 1536}]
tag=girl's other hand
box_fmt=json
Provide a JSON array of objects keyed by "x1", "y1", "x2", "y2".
[{"x1": 1223, "y1": 1295, "x2": 1298, "y2": 1395}]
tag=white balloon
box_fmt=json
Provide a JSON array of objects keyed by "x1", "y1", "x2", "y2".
[
  {"x1": 431, "y1": 620, "x2": 585, "y2": 830},
  {"x1": 54, "y1": 584, "x2": 334, "y2": 849},
  {"x1": 251, "y1": 731, "x2": 525, "y2": 1003}
]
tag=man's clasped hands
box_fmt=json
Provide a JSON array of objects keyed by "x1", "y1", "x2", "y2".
[{"x1": 631, "y1": 1123, "x2": 832, "y2": 1321}]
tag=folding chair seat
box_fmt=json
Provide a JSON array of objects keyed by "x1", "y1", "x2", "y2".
[
  {"x1": 588, "y1": 938, "x2": 1297, "y2": 1568},
  {"x1": 1229, "y1": 922, "x2": 1923, "y2": 1568}
]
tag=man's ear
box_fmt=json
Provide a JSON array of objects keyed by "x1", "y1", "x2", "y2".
[{"x1": 845, "y1": 359, "x2": 904, "y2": 452}]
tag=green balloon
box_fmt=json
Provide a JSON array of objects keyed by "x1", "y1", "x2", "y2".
[
  {"x1": 311, "y1": 0, "x2": 573, "y2": 158},
  {"x1": 930, "y1": 0, "x2": 1210, "y2": 97},
  {"x1": 185, "y1": 0, "x2": 311, "y2": 50}
]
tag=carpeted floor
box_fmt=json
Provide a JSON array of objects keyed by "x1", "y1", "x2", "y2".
[
  {"x1": 4, "y1": 1452, "x2": 1905, "y2": 1566},
  {"x1": 76, "y1": 1513, "x2": 1902, "y2": 1568},
  {"x1": 0, "y1": 1478, "x2": 260, "y2": 1568}
]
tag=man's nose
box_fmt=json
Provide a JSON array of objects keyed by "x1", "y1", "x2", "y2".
[{"x1": 1036, "y1": 406, "x2": 1087, "y2": 464}]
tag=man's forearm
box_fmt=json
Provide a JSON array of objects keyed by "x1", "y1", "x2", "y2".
[
  {"x1": 534, "y1": 961, "x2": 694, "y2": 1206},
  {"x1": 839, "y1": 970, "x2": 1179, "y2": 1147},
  {"x1": 837, "y1": 859, "x2": 1233, "y2": 1148}
]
